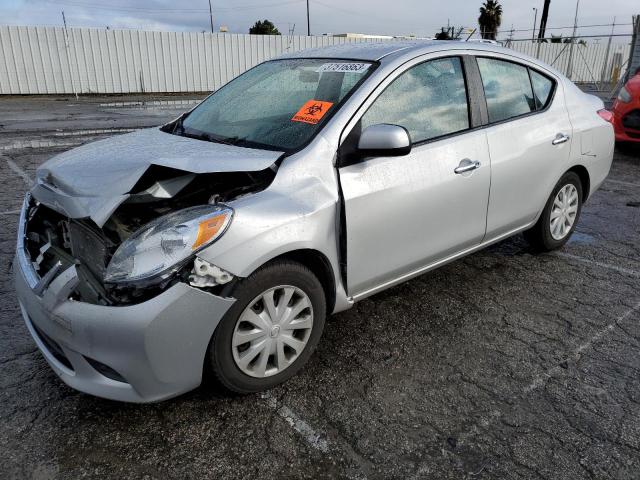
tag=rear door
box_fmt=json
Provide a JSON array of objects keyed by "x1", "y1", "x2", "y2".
[
  {"x1": 475, "y1": 56, "x2": 573, "y2": 238},
  {"x1": 338, "y1": 56, "x2": 491, "y2": 296}
]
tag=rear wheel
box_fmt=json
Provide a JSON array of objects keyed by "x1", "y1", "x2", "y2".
[
  {"x1": 524, "y1": 171, "x2": 583, "y2": 251},
  {"x1": 208, "y1": 260, "x2": 326, "y2": 393}
]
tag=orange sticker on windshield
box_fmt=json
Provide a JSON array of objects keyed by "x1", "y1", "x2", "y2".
[{"x1": 292, "y1": 100, "x2": 334, "y2": 124}]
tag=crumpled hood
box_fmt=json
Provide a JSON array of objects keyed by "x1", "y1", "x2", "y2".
[
  {"x1": 38, "y1": 128, "x2": 283, "y2": 196},
  {"x1": 32, "y1": 128, "x2": 283, "y2": 226}
]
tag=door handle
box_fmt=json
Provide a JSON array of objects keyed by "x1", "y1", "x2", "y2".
[
  {"x1": 454, "y1": 159, "x2": 481, "y2": 174},
  {"x1": 552, "y1": 133, "x2": 570, "y2": 145}
]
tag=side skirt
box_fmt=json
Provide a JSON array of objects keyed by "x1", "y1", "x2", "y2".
[{"x1": 349, "y1": 222, "x2": 536, "y2": 303}]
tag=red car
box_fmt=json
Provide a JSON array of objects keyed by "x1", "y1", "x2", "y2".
[{"x1": 612, "y1": 68, "x2": 640, "y2": 143}]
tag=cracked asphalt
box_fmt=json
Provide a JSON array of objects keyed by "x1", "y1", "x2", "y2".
[{"x1": 1, "y1": 95, "x2": 640, "y2": 480}]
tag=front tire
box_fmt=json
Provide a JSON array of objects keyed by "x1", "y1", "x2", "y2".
[
  {"x1": 524, "y1": 171, "x2": 583, "y2": 251},
  {"x1": 208, "y1": 260, "x2": 326, "y2": 394}
]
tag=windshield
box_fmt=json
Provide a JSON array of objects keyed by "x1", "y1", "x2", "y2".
[{"x1": 178, "y1": 58, "x2": 375, "y2": 151}]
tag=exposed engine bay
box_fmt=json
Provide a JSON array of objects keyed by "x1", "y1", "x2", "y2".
[{"x1": 24, "y1": 167, "x2": 275, "y2": 305}]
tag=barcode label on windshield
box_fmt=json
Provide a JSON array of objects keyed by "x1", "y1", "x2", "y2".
[{"x1": 317, "y1": 63, "x2": 370, "y2": 74}]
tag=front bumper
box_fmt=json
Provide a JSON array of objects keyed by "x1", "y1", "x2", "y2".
[
  {"x1": 14, "y1": 196, "x2": 235, "y2": 403},
  {"x1": 612, "y1": 101, "x2": 640, "y2": 143}
]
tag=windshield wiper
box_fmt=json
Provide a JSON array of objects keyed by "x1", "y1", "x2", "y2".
[
  {"x1": 173, "y1": 126, "x2": 247, "y2": 147},
  {"x1": 213, "y1": 135, "x2": 243, "y2": 146},
  {"x1": 203, "y1": 134, "x2": 248, "y2": 147},
  {"x1": 168, "y1": 113, "x2": 187, "y2": 135}
]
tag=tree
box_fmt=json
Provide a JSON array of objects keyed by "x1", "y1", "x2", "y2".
[
  {"x1": 434, "y1": 27, "x2": 453, "y2": 40},
  {"x1": 478, "y1": 0, "x2": 502, "y2": 40},
  {"x1": 434, "y1": 26, "x2": 465, "y2": 40},
  {"x1": 249, "y1": 20, "x2": 280, "y2": 35}
]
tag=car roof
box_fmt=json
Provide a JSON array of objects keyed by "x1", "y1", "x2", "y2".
[
  {"x1": 278, "y1": 41, "x2": 433, "y2": 61},
  {"x1": 278, "y1": 40, "x2": 533, "y2": 64}
]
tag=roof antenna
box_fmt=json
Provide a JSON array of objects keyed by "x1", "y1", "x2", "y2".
[{"x1": 465, "y1": 28, "x2": 477, "y2": 41}]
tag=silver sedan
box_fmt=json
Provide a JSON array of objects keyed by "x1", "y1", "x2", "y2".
[{"x1": 14, "y1": 41, "x2": 614, "y2": 402}]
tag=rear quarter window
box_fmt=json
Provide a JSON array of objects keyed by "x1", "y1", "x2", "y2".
[{"x1": 530, "y1": 69, "x2": 554, "y2": 109}]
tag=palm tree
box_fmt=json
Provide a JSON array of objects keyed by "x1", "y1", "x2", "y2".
[{"x1": 478, "y1": 0, "x2": 503, "y2": 40}]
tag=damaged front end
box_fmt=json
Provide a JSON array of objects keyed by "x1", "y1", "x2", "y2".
[{"x1": 24, "y1": 165, "x2": 275, "y2": 305}]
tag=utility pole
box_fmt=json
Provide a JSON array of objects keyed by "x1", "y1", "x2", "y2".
[
  {"x1": 537, "y1": 0, "x2": 551, "y2": 41},
  {"x1": 599, "y1": 17, "x2": 615, "y2": 88},
  {"x1": 61, "y1": 11, "x2": 78, "y2": 99},
  {"x1": 566, "y1": 0, "x2": 580, "y2": 80},
  {"x1": 208, "y1": 0, "x2": 214, "y2": 34},
  {"x1": 532, "y1": 7, "x2": 538, "y2": 43},
  {"x1": 286, "y1": 23, "x2": 296, "y2": 50},
  {"x1": 505, "y1": 24, "x2": 514, "y2": 47},
  {"x1": 306, "y1": 0, "x2": 310, "y2": 36}
]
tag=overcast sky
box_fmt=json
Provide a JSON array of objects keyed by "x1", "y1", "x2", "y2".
[{"x1": 0, "y1": 0, "x2": 636, "y2": 40}]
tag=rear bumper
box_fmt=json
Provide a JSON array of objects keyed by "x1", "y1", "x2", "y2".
[{"x1": 14, "y1": 196, "x2": 235, "y2": 403}]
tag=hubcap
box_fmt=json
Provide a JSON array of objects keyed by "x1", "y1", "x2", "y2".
[
  {"x1": 550, "y1": 184, "x2": 579, "y2": 240},
  {"x1": 232, "y1": 286, "x2": 313, "y2": 378}
]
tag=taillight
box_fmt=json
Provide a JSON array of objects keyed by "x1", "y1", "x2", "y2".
[{"x1": 597, "y1": 109, "x2": 614, "y2": 123}]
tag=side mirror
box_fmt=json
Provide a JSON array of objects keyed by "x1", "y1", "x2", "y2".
[{"x1": 357, "y1": 124, "x2": 411, "y2": 157}]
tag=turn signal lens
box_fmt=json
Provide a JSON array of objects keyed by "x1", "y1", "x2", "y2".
[
  {"x1": 597, "y1": 109, "x2": 614, "y2": 123},
  {"x1": 193, "y1": 214, "x2": 228, "y2": 250}
]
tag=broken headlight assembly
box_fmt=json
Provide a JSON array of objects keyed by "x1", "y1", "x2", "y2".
[{"x1": 104, "y1": 205, "x2": 233, "y2": 285}]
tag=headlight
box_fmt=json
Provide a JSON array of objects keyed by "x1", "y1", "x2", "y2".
[
  {"x1": 104, "y1": 205, "x2": 233, "y2": 284},
  {"x1": 617, "y1": 86, "x2": 632, "y2": 103}
]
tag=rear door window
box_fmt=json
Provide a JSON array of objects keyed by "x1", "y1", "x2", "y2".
[{"x1": 477, "y1": 57, "x2": 536, "y2": 123}]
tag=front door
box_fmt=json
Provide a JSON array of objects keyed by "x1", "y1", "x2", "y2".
[{"x1": 338, "y1": 56, "x2": 491, "y2": 296}]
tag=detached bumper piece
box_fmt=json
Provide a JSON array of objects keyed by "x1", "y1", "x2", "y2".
[{"x1": 15, "y1": 194, "x2": 236, "y2": 403}]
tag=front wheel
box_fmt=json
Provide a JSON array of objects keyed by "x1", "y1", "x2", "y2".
[
  {"x1": 208, "y1": 260, "x2": 326, "y2": 394},
  {"x1": 524, "y1": 171, "x2": 583, "y2": 251}
]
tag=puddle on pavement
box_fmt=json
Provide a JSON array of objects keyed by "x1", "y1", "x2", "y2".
[
  {"x1": 1, "y1": 139, "x2": 83, "y2": 151},
  {"x1": 488, "y1": 231, "x2": 598, "y2": 255},
  {"x1": 1, "y1": 128, "x2": 140, "y2": 151},
  {"x1": 53, "y1": 128, "x2": 139, "y2": 137},
  {"x1": 568, "y1": 231, "x2": 597, "y2": 245},
  {"x1": 99, "y1": 99, "x2": 202, "y2": 109}
]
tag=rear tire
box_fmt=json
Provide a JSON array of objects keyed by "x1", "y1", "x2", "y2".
[
  {"x1": 207, "y1": 260, "x2": 326, "y2": 394},
  {"x1": 524, "y1": 171, "x2": 583, "y2": 252}
]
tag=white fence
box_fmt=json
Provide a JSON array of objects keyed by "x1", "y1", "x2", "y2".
[
  {"x1": 508, "y1": 41, "x2": 631, "y2": 84},
  {"x1": 0, "y1": 25, "x2": 632, "y2": 95},
  {"x1": 0, "y1": 26, "x2": 394, "y2": 94}
]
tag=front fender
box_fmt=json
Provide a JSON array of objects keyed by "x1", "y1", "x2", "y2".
[{"x1": 197, "y1": 176, "x2": 339, "y2": 281}]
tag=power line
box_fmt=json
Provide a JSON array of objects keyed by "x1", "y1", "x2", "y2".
[
  {"x1": 505, "y1": 33, "x2": 632, "y2": 41},
  {"x1": 311, "y1": 0, "x2": 441, "y2": 31},
  {"x1": 37, "y1": 0, "x2": 304, "y2": 14},
  {"x1": 497, "y1": 22, "x2": 632, "y2": 34}
]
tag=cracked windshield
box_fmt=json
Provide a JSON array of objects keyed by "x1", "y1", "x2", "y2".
[{"x1": 180, "y1": 58, "x2": 374, "y2": 151}]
